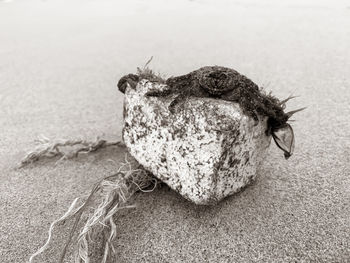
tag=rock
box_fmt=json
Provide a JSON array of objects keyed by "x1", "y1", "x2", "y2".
[{"x1": 122, "y1": 79, "x2": 271, "y2": 205}]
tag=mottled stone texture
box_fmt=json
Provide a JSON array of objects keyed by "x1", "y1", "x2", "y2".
[{"x1": 122, "y1": 80, "x2": 271, "y2": 205}]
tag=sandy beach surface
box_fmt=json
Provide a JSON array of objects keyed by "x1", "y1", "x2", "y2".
[{"x1": 1, "y1": 0, "x2": 349, "y2": 262}]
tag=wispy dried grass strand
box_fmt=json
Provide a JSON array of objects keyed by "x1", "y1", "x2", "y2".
[
  {"x1": 29, "y1": 167, "x2": 158, "y2": 263},
  {"x1": 29, "y1": 198, "x2": 84, "y2": 263},
  {"x1": 19, "y1": 137, "x2": 124, "y2": 168}
]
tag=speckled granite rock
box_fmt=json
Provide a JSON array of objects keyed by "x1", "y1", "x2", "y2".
[{"x1": 122, "y1": 80, "x2": 271, "y2": 205}]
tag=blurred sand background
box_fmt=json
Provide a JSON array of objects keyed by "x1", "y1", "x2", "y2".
[{"x1": 0, "y1": 0, "x2": 349, "y2": 262}]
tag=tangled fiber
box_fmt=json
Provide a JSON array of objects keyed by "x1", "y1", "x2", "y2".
[{"x1": 21, "y1": 137, "x2": 158, "y2": 263}]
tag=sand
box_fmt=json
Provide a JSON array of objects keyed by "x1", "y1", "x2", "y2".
[{"x1": 0, "y1": 0, "x2": 349, "y2": 262}]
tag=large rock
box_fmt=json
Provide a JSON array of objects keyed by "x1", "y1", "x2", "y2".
[{"x1": 122, "y1": 79, "x2": 271, "y2": 205}]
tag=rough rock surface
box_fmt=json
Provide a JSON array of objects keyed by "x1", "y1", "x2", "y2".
[{"x1": 122, "y1": 80, "x2": 271, "y2": 205}]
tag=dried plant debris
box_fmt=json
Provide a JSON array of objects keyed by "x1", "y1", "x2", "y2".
[
  {"x1": 21, "y1": 135, "x2": 159, "y2": 262},
  {"x1": 29, "y1": 158, "x2": 159, "y2": 263},
  {"x1": 118, "y1": 65, "x2": 305, "y2": 159},
  {"x1": 19, "y1": 135, "x2": 123, "y2": 168},
  {"x1": 117, "y1": 56, "x2": 166, "y2": 93}
]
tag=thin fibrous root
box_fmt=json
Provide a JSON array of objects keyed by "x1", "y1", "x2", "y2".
[{"x1": 18, "y1": 137, "x2": 124, "y2": 168}]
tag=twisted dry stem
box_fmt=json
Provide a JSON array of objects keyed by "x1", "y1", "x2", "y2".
[{"x1": 19, "y1": 136, "x2": 124, "y2": 168}]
